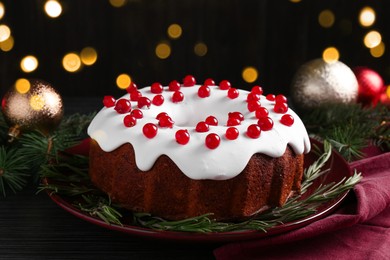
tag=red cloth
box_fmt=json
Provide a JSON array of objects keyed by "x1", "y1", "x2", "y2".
[{"x1": 214, "y1": 152, "x2": 390, "y2": 260}]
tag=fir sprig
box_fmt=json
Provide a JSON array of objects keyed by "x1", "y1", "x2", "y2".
[
  {"x1": 0, "y1": 147, "x2": 31, "y2": 196},
  {"x1": 301, "y1": 103, "x2": 390, "y2": 161},
  {"x1": 39, "y1": 141, "x2": 362, "y2": 233}
]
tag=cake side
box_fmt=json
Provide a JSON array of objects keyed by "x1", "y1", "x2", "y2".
[{"x1": 89, "y1": 139, "x2": 304, "y2": 221}]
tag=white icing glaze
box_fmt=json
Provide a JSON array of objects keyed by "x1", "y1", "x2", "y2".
[{"x1": 88, "y1": 84, "x2": 311, "y2": 180}]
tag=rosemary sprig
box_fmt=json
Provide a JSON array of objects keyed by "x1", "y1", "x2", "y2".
[{"x1": 39, "y1": 141, "x2": 362, "y2": 233}]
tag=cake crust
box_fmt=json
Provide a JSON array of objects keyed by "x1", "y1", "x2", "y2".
[{"x1": 89, "y1": 139, "x2": 304, "y2": 221}]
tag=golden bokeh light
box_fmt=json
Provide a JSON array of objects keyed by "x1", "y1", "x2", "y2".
[
  {"x1": 15, "y1": 78, "x2": 31, "y2": 94},
  {"x1": 359, "y1": 6, "x2": 376, "y2": 27},
  {"x1": 109, "y1": 0, "x2": 127, "y2": 8},
  {"x1": 167, "y1": 24, "x2": 182, "y2": 39},
  {"x1": 364, "y1": 30, "x2": 382, "y2": 48},
  {"x1": 370, "y1": 41, "x2": 385, "y2": 58},
  {"x1": 44, "y1": 0, "x2": 62, "y2": 18},
  {"x1": 194, "y1": 42, "x2": 208, "y2": 57},
  {"x1": 289, "y1": 0, "x2": 301, "y2": 3},
  {"x1": 322, "y1": 47, "x2": 340, "y2": 63},
  {"x1": 155, "y1": 42, "x2": 171, "y2": 59},
  {"x1": 116, "y1": 73, "x2": 132, "y2": 89},
  {"x1": 80, "y1": 47, "x2": 98, "y2": 66},
  {"x1": 62, "y1": 52, "x2": 82, "y2": 72},
  {"x1": 242, "y1": 67, "x2": 258, "y2": 83},
  {"x1": 0, "y1": 24, "x2": 11, "y2": 42},
  {"x1": 0, "y1": 2, "x2": 5, "y2": 20},
  {"x1": 318, "y1": 9, "x2": 335, "y2": 28},
  {"x1": 387, "y1": 85, "x2": 390, "y2": 98},
  {"x1": 20, "y1": 55, "x2": 39, "y2": 73},
  {"x1": 0, "y1": 34, "x2": 13, "y2": 51},
  {"x1": 29, "y1": 95, "x2": 45, "y2": 111}
]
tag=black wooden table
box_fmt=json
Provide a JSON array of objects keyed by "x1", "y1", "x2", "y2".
[{"x1": 0, "y1": 185, "x2": 217, "y2": 260}]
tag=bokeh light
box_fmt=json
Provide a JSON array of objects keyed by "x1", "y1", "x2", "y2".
[
  {"x1": 242, "y1": 67, "x2": 258, "y2": 83},
  {"x1": 20, "y1": 55, "x2": 39, "y2": 73},
  {"x1": 109, "y1": 0, "x2": 127, "y2": 8},
  {"x1": 44, "y1": 0, "x2": 62, "y2": 18},
  {"x1": 29, "y1": 95, "x2": 45, "y2": 111},
  {"x1": 318, "y1": 9, "x2": 335, "y2": 28},
  {"x1": 0, "y1": 24, "x2": 10, "y2": 42},
  {"x1": 116, "y1": 73, "x2": 132, "y2": 89},
  {"x1": 370, "y1": 41, "x2": 385, "y2": 58},
  {"x1": 0, "y1": 34, "x2": 13, "y2": 51},
  {"x1": 80, "y1": 47, "x2": 98, "y2": 66},
  {"x1": 62, "y1": 52, "x2": 82, "y2": 72},
  {"x1": 387, "y1": 85, "x2": 390, "y2": 98},
  {"x1": 15, "y1": 78, "x2": 31, "y2": 94},
  {"x1": 0, "y1": 2, "x2": 5, "y2": 20},
  {"x1": 364, "y1": 30, "x2": 382, "y2": 48},
  {"x1": 359, "y1": 6, "x2": 376, "y2": 27},
  {"x1": 167, "y1": 24, "x2": 182, "y2": 39},
  {"x1": 155, "y1": 42, "x2": 171, "y2": 59},
  {"x1": 289, "y1": 0, "x2": 301, "y2": 3},
  {"x1": 194, "y1": 42, "x2": 208, "y2": 57},
  {"x1": 322, "y1": 47, "x2": 339, "y2": 63}
]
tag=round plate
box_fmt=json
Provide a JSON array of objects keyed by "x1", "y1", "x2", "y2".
[{"x1": 47, "y1": 139, "x2": 351, "y2": 243}]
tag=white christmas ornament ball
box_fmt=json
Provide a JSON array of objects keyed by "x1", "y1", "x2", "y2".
[{"x1": 291, "y1": 59, "x2": 358, "y2": 110}]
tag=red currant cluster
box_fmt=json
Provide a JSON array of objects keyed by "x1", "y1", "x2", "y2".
[{"x1": 102, "y1": 75, "x2": 295, "y2": 150}]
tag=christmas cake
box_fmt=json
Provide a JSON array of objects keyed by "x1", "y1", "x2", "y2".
[{"x1": 87, "y1": 76, "x2": 311, "y2": 221}]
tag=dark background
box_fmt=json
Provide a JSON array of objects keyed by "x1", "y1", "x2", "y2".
[{"x1": 0, "y1": 0, "x2": 389, "y2": 100}]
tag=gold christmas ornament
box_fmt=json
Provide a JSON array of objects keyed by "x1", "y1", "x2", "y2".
[
  {"x1": 290, "y1": 59, "x2": 358, "y2": 110},
  {"x1": 1, "y1": 79, "x2": 64, "y2": 138}
]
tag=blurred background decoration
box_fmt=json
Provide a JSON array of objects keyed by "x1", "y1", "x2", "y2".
[{"x1": 0, "y1": 0, "x2": 390, "y2": 99}]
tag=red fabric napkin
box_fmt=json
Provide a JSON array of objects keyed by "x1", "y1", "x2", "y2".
[{"x1": 214, "y1": 152, "x2": 390, "y2": 260}]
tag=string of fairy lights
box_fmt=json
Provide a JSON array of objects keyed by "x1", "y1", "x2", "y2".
[{"x1": 0, "y1": 0, "x2": 388, "y2": 92}]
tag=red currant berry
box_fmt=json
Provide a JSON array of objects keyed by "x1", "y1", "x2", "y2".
[
  {"x1": 158, "y1": 115, "x2": 174, "y2": 128},
  {"x1": 228, "y1": 111, "x2": 244, "y2": 121},
  {"x1": 274, "y1": 102, "x2": 288, "y2": 113},
  {"x1": 219, "y1": 80, "x2": 231, "y2": 90},
  {"x1": 266, "y1": 94, "x2": 275, "y2": 101},
  {"x1": 152, "y1": 94, "x2": 164, "y2": 106},
  {"x1": 251, "y1": 85, "x2": 263, "y2": 95},
  {"x1": 114, "y1": 99, "x2": 131, "y2": 114},
  {"x1": 126, "y1": 82, "x2": 138, "y2": 94},
  {"x1": 204, "y1": 78, "x2": 215, "y2": 86},
  {"x1": 257, "y1": 117, "x2": 274, "y2": 131},
  {"x1": 255, "y1": 107, "x2": 269, "y2": 119},
  {"x1": 156, "y1": 112, "x2": 169, "y2": 120},
  {"x1": 195, "y1": 121, "x2": 209, "y2": 132},
  {"x1": 168, "y1": 80, "x2": 181, "y2": 91},
  {"x1": 175, "y1": 129, "x2": 190, "y2": 145},
  {"x1": 205, "y1": 116, "x2": 218, "y2": 126},
  {"x1": 130, "y1": 109, "x2": 143, "y2": 119},
  {"x1": 225, "y1": 127, "x2": 239, "y2": 140},
  {"x1": 280, "y1": 114, "x2": 294, "y2": 126},
  {"x1": 247, "y1": 124, "x2": 261, "y2": 139},
  {"x1": 138, "y1": 96, "x2": 152, "y2": 109},
  {"x1": 247, "y1": 100, "x2": 261, "y2": 112},
  {"x1": 123, "y1": 115, "x2": 137, "y2": 127},
  {"x1": 227, "y1": 88, "x2": 239, "y2": 99},
  {"x1": 247, "y1": 92, "x2": 261, "y2": 102},
  {"x1": 130, "y1": 90, "x2": 142, "y2": 101},
  {"x1": 275, "y1": 94, "x2": 287, "y2": 103},
  {"x1": 183, "y1": 75, "x2": 196, "y2": 86},
  {"x1": 150, "y1": 82, "x2": 163, "y2": 94},
  {"x1": 198, "y1": 85, "x2": 211, "y2": 98},
  {"x1": 143, "y1": 123, "x2": 158, "y2": 138},
  {"x1": 227, "y1": 117, "x2": 241, "y2": 126},
  {"x1": 205, "y1": 133, "x2": 220, "y2": 149},
  {"x1": 172, "y1": 91, "x2": 184, "y2": 103},
  {"x1": 103, "y1": 96, "x2": 116, "y2": 108}
]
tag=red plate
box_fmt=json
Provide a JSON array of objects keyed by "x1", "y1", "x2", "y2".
[{"x1": 47, "y1": 138, "x2": 351, "y2": 243}]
